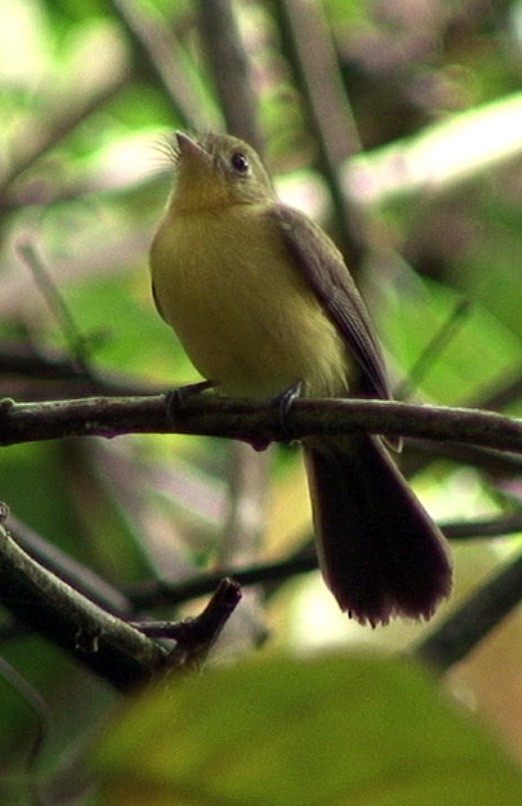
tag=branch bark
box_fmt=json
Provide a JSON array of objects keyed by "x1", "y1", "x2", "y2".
[
  {"x1": 127, "y1": 508, "x2": 522, "y2": 610},
  {"x1": 1, "y1": 393, "x2": 522, "y2": 453},
  {"x1": 413, "y1": 552, "x2": 522, "y2": 673},
  {"x1": 198, "y1": 0, "x2": 262, "y2": 149},
  {"x1": 0, "y1": 521, "x2": 165, "y2": 691}
]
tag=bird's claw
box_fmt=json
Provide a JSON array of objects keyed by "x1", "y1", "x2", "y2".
[{"x1": 272, "y1": 380, "x2": 303, "y2": 441}]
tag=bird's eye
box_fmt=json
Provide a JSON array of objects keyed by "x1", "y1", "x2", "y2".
[{"x1": 230, "y1": 151, "x2": 250, "y2": 173}]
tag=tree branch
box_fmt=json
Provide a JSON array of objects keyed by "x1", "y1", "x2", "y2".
[
  {"x1": 413, "y1": 552, "x2": 522, "y2": 674},
  {"x1": 109, "y1": 0, "x2": 216, "y2": 131},
  {"x1": 273, "y1": 0, "x2": 364, "y2": 267},
  {"x1": 136, "y1": 578, "x2": 242, "y2": 672},
  {"x1": 198, "y1": 0, "x2": 262, "y2": 149},
  {"x1": 128, "y1": 554, "x2": 317, "y2": 610},
  {"x1": 9, "y1": 514, "x2": 134, "y2": 617},
  {"x1": 0, "y1": 519, "x2": 243, "y2": 688},
  {"x1": 127, "y1": 507, "x2": 522, "y2": 610},
  {"x1": 2, "y1": 392, "x2": 521, "y2": 677},
  {"x1": 1, "y1": 393, "x2": 522, "y2": 453},
  {"x1": 0, "y1": 521, "x2": 165, "y2": 691},
  {"x1": 0, "y1": 339, "x2": 163, "y2": 397}
]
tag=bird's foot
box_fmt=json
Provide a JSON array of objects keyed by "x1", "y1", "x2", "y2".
[{"x1": 272, "y1": 380, "x2": 303, "y2": 442}]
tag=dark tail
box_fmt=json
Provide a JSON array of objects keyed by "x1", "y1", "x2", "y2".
[{"x1": 304, "y1": 434, "x2": 452, "y2": 626}]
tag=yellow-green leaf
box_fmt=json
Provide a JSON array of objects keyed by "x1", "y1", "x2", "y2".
[{"x1": 92, "y1": 653, "x2": 522, "y2": 805}]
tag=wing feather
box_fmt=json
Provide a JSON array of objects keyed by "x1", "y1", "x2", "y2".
[{"x1": 270, "y1": 205, "x2": 391, "y2": 401}]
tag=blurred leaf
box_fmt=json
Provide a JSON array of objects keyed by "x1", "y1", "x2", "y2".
[
  {"x1": 51, "y1": 271, "x2": 195, "y2": 383},
  {"x1": 93, "y1": 653, "x2": 522, "y2": 805},
  {"x1": 377, "y1": 274, "x2": 521, "y2": 405}
]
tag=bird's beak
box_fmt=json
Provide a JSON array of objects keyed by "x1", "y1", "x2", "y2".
[
  {"x1": 170, "y1": 132, "x2": 217, "y2": 211},
  {"x1": 175, "y1": 132, "x2": 208, "y2": 162}
]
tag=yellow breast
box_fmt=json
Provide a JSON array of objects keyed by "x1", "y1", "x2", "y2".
[{"x1": 150, "y1": 203, "x2": 353, "y2": 398}]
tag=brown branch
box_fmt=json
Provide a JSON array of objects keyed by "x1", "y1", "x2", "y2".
[
  {"x1": 8, "y1": 515, "x2": 134, "y2": 618},
  {"x1": 4, "y1": 341, "x2": 521, "y2": 475},
  {"x1": 274, "y1": 0, "x2": 363, "y2": 266},
  {"x1": 127, "y1": 509, "x2": 522, "y2": 610},
  {"x1": 1, "y1": 393, "x2": 522, "y2": 454},
  {"x1": 128, "y1": 554, "x2": 317, "y2": 610},
  {"x1": 1, "y1": 512, "x2": 245, "y2": 687},
  {"x1": 413, "y1": 552, "x2": 522, "y2": 673},
  {"x1": 135, "y1": 578, "x2": 242, "y2": 671},
  {"x1": 0, "y1": 521, "x2": 166, "y2": 691},
  {"x1": 109, "y1": 0, "x2": 214, "y2": 131},
  {"x1": 198, "y1": 0, "x2": 262, "y2": 149},
  {"x1": 0, "y1": 340, "x2": 163, "y2": 398}
]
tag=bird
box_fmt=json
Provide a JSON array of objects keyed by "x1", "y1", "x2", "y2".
[{"x1": 149, "y1": 130, "x2": 452, "y2": 625}]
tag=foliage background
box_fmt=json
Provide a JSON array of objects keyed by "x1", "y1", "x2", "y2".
[{"x1": 1, "y1": 0, "x2": 522, "y2": 802}]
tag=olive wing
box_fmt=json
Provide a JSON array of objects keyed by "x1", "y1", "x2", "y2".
[{"x1": 271, "y1": 204, "x2": 391, "y2": 402}]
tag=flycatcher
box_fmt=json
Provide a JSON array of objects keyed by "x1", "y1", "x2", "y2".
[{"x1": 150, "y1": 131, "x2": 452, "y2": 625}]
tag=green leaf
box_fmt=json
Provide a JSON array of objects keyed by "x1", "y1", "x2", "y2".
[
  {"x1": 92, "y1": 653, "x2": 522, "y2": 805},
  {"x1": 377, "y1": 275, "x2": 521, "y2": 405}
]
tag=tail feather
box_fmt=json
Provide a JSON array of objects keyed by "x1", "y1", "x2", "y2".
[{"x1": 304, "y1": 435, "x2": 452, "y2": 626}]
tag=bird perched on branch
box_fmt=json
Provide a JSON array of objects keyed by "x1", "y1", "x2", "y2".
[{"x1": 150, "y1": 131, "x2": 452, "y2": 625}]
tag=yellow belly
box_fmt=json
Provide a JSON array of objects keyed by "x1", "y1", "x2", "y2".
[{"x1": 150, "y1": 204, "x2": 353, "y2": 398}]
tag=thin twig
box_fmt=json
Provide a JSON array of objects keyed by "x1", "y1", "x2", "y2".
[
  {"x1": 0, "y1": 67, "x2": 130, "y2": 195},
  {"x1": 16, "y1": 240, "x2": 95, "y2": 378},
  {"x1": 442, "y1": 512, "x2": 522, "y2": 540},
  {"x1": 0, "y1": 654, "x2": 52, "y2": 804},
  {"x1": 0, "y1": 340, "x2": 161, "y2": 397},
  {"x1": 135, "y1": 578, "x2": 242, "y2": 671},
  {"x1": 127, "y1": 505, "x2": 522, "y2": 610},
  {"x1": 401, "y1": 437, "x2": 522, "y2": 480},
  {"x1": 9, "y1": 515, "x2": 134, "y2": 618},
  {"x1": 221, "y1": 443, "x2": 270, "y2": 566},
  {"x1": 413, "y1": 552, "x2": 522, "y2": 673},
  {"x1": 396, "y1": 298, "x2": 471, "y2": 402},
  {"x1": 128, "y1": 554, "x2": 316, "y2": 610}
]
